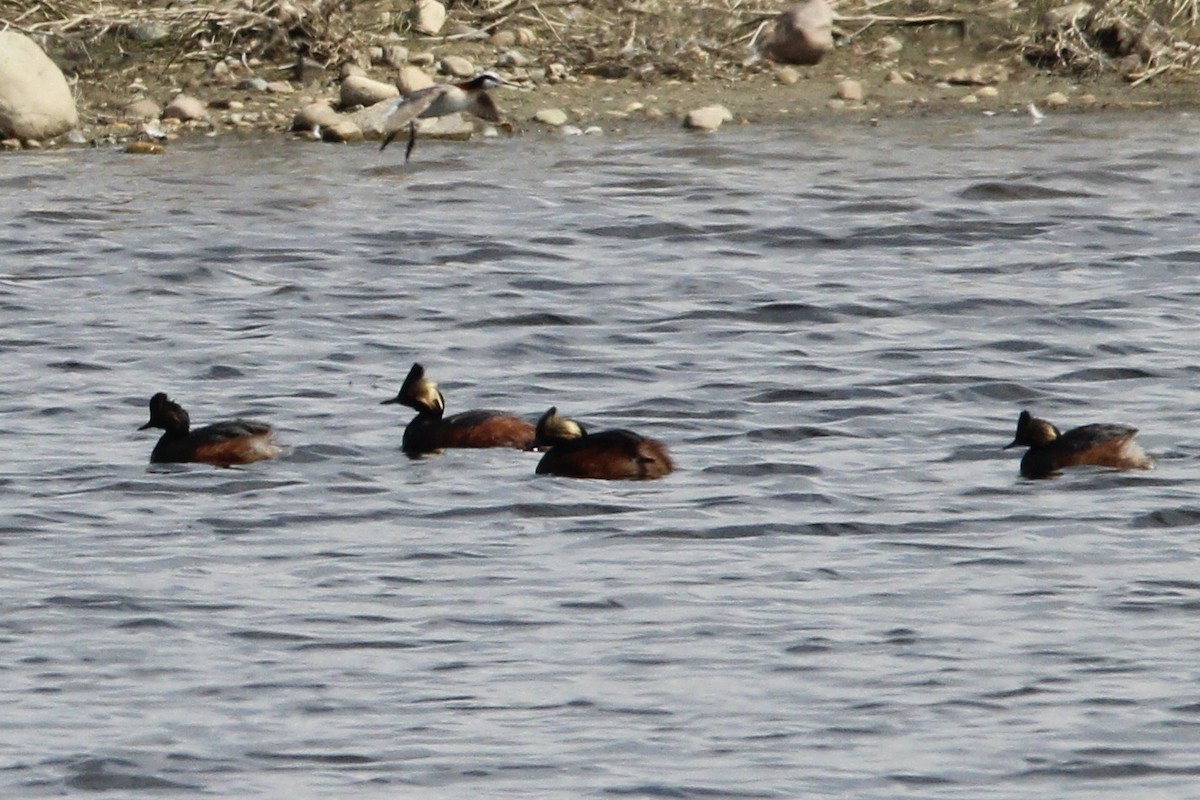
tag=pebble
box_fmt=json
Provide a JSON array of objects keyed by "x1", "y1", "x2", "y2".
[
  {"x1": 121, "y1": 97, "x2": 161, "y2": 121},
  {"x1": 321, "y1": 119, "x2": 364, "y2": 143},
  {"x1": 440, "y1": 56, "x2": 475, "y2": 78},
  {"x1": 395, "y1": 66, "x2": 435, "y2": 94},
  {"x1": 1045, "y1": 91, "x2": 1070, "y2": 107},
  {"x1": 339, "y1": 75, "x2": 398, "y2": 109},
  {"x1": 125, "y1": 140, "x2": 164, "y2": 155},
  {"x1": 534, "y1": 108, "x2": 569, "y2": 126},
  {"x1": 291, "y1": 101, "x2": 343, "y2": 131},
  {"x1": 498, "y1": 50, "x2": 528, "y2": 68},
  {"x1": 382, "y1": 45, "x2": 409, "y2": 68},
  {"x1": 683, "y1": 104, "x2": 732, "y2": 131},
  {"x1": 265, "y1": 81, "x2": 294, "y2": 94},
  {"x1": 878, "y1": 35, "x2": 903, "y2": 56},
  {"x1": 837, "y1": 79, "x2": 864, "y2": 103},
  {"x1": 127, "y1": 22, "x2": 170, "y2": 43},
  {"x1": 976, "y1": 86, "x2": 1000, "y2": 99},
  {"x1": 490, "y1": 30, "x2": 517, "y2": 47},
  {"x1": 775, "y1": 67, "x2": 800, "y2": 85},
  {"x1": 886, "y1": 70, "x2": 905, "y2": 84},
  {"x1": 945, "y1": 64, "x2": 1009, "y2": 86},
  {"x1": 162, "y1": 94, "x2": 207, "y2": 121}
]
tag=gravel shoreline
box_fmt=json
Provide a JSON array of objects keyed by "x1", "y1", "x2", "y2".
[{"x1": 9, "y1": 1, "x2": 1200, "y2": 149}]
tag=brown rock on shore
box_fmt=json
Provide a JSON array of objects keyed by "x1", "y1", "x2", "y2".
[{"x1": 762, "y1": 0, "x2": 834, "y2": 66}]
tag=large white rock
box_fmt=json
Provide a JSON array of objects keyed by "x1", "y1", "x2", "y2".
[
  {"x1": 412, "y1": 0, "x2": 447, "y2": 35},
  {"x1": 683, "y1": 105, "x2": 732, "y2": 131},
  {"x1": 162, "y1": 93, "x2": 208, "y2": 121},
  {"x1": 0, "y1": 31, "x2": 79, "y2": 140},
  {"x1": 395, "y1": 66, "x2": 435, "y2": 94}
]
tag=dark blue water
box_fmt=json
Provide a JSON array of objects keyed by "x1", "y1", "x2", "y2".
[{"x1": 3, "y1": 114, "x2": 1200, "y2": 798}]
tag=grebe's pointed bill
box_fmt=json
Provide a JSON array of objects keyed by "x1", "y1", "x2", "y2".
[
  {"x1": 1004, "y1": 409, "x2": 1033, "y2": 449},
  {"x1": 381, "y1": 362, "x2": 424, "y2": 404}
]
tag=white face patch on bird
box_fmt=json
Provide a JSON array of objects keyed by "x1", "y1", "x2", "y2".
[{"x1": 474, "y1": 71, "x2": 505, "y2": 90}]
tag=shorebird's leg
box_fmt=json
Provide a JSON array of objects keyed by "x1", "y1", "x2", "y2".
[{"x1": 405, "y1": 121, "x2": 417, "y2": 162}]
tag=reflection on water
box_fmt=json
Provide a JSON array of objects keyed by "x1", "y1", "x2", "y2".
[{"x1": 3, "y1": 115, "x2": 1200, "y2": 797}]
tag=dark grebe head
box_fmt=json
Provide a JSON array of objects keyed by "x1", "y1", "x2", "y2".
[
  {"x1": 139, "y1": 392, "x2": 190, "y2": 433},
  {"x1": 532, "y1": 406, "x2": 586, "y2": 449},
  {"x1": 1005, "y1": 410, "x2": 1060, "y2": 450},
  {"x1": 532, "y1": 406, "x2": 675, "y2": 480},
  {"x1": 381, "y1": 362, "x2": 445, "y2": 416}
]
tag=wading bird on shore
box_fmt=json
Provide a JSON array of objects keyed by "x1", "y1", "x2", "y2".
[{"x1": 379, "y1": 71, "x2": 507, "y2": 162}]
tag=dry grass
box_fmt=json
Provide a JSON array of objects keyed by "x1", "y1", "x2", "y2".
[
  {"x1": 3, "y1": 0, "x2": 1200, "y2": 84},
  {"x1": 1020, "y1": 0, "x2": 1200, "y2": 82}
]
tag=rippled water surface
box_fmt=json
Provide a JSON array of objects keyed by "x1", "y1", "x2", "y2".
[{"x1": 5, "y1": 115, "x2": 1200, "y2": 798}]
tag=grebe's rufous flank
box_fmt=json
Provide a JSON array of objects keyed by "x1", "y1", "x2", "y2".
[{"x1": 381, "y1": 362, "x2": 536, "y2": 456}]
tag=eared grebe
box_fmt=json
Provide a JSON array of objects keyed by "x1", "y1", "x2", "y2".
[
  {"x1": 380, "y1": 71, "x2": 507, "y2": 161},
  {"x1": 381, "y1": 362, "x2": 536, "y2": 456},
  {"x1": 531, "y1": 406, "x2": 674, "y2": 480},
  {"x1": 1005, "y1": 409, "x2": 1153, "y2": 478},
  {"x1": 139, "y1": 392, "x2": 281, "y2": 466}
]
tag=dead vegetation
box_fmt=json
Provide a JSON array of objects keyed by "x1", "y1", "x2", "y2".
[
  {"x1": 1020, "y1": 0, "x2": 1200, "y2": 85},
  {"x1": 2, "y1": 0, "x2": 1200, "y2": 88}
]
